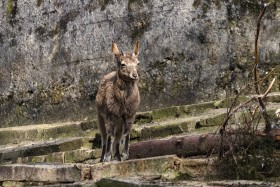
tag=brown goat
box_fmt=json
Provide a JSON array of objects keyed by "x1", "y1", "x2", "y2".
[{"x1": 96, "y1": 41, "x2": 140, "y2": 162}]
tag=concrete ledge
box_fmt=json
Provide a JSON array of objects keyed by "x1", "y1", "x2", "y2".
[
  {"x1": 16, "y1": 148, "x2": 101, "y2": 164},
  {"x1": 0, "y1": 137, "x2": 84, "y2": 163},
  {"x1": 0, "y1": 96, "x2": 279, "y2": 166},
  {"x1": 1, "y1": 156, "x2": 208, "y2": 183},
  {"x1": 1, "y1": 155, "x2": 279, "y2": 185},
  {"x1": 96, "y1": 178, "x2": 280, "y2": 187},
  {"x1": 0, "y1": 164, "x2": 81, "y2": 183},
  {"x1": 0, "y1": 121, "x2": 97, "y2": 145},
  {"x1": 90, "y1": 155, "x2": 216, "y2": 182},
  {"x1": 132, "y1": 109, "x2": 228, "y2": 141}
]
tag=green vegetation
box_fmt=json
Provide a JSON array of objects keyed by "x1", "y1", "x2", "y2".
[
  {"x1": 128, "y1": 0, "x2": 138, "y2": 9},
  {"x1": 175, "y1": 172, "x2": 193, "y2": 181},
  {"x1": 7, "y1": 0, "x2": 14, "y2": 17},
  {"x1": 36, "y1": 0, "x2": 44, "y2": 7},
  {"x1": 215, "y1": 0, "x2": 221, "y2": 9},
  {"x1": 192, "y1": 0, "x2": 201, "y2": 9},
  {"x1": 131, "y1": 20, "x2": 150, "y2": 42}
]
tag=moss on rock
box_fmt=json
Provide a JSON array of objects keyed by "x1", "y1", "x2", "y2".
[{"x1": 140, "y1": 124, "x2": 183, "y2": 140}]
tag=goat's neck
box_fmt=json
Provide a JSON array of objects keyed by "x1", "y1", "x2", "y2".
[{"x1": 116, "y1": 73, "x2": 136, "y2": 92}]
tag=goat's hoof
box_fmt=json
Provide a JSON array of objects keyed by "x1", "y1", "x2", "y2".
[
  {"x1": 103, "y1": 156, "x2": 111, "y2": 162},
  {"x1": 114, "y1": 155, "x2": 122, "y2": 161},
  {"x1": 122, "y1": 153, "x2": 129, "y2": 161}
]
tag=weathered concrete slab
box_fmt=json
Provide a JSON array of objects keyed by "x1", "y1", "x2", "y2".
[
  {"x1": 149, "y1": 101, "x2": 218, "y2": 122},
  {"x1": 0, "y1": 156, "x2": 195, "y2": 183},
  {"x1": 17, "y1": 148, "x2": 101, "y2": 164},
  {"x1": 132, "y1": 108, "x2": 227, "y2": 140},
  {"x1": 0, "y1": 164, "x2": 81, "y2": 183},
  {"x1": 0, "y1": 156, "x2": 214, "y2": 184},
  {"x1": 90, "y1": 155, "x2": 216, "y2": 182},
  {"x1": 91, "y1": 156, "x2": 178, "y2": 181},
  {"x1": 64, "y1": 148, "x2": 101, "y2": 164},
  {"x1": 96, "y1": 178, "x2": 280, "y2": 187},
  {"x1": 0, "y1": 102, "x2": 226, "y2": 148},
  {"x1": 0, "y1": 137, "x2": 84, "y2": 163},
  {"x1": 0, "y1": 98, "x2": 278, "y2": 166},
  {"x1": 1, "y1": 155, "x2": 280, "y2": 185},
  {"x1": 138, "y1": 92, "x2": 280, "y2": 123},
  {"x1": 0, "y1": 120, "x2": 97, "y2": 145}
]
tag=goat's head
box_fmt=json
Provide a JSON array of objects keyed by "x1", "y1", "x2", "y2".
[{"x1": 112, "y1": 41, "x2": 140, "y2": 81}]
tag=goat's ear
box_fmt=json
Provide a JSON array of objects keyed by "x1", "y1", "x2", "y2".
[
  {"x1": 112, "y1": 42, "x2": 120, "y2": 55},
  {"x1": 133, "y1": 41, "x2": 140, "y2": 56}
]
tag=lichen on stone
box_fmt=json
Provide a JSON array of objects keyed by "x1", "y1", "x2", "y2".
[
  {"x1": 36, "y1": 0, "x2": 44, "y2": 7},
  {"x1": 7, "y1": 0, "x2": 17, "y2": 19}
]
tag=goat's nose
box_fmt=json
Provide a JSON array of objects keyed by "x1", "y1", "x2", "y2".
[{"x1": 132, "y1": 74, "x2": 138, "y2": 79}]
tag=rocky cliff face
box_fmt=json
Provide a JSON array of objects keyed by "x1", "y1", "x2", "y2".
[{"x1": 0, "y1": 0, "x2": 279, "y2": 127}]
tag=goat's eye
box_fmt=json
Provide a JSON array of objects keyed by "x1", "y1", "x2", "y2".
[{"x1": 121, "y1": 63, "x2": 126, "y2": 67}]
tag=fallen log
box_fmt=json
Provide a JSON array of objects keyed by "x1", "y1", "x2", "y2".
[
  {"x1": 129, "y1": 134, "x2": 233, "y2": 159},
  {"x1": 129, "y1": 132, "x2": 280, "y2": 159}
]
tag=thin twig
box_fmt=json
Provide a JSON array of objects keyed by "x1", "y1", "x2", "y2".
[
  {"x1": 254, "y1": 5, "x2": 267, "y2": 94},
  {"x1": 258, "y1": 65, "x2": 280, "y2": 85},
  {"x1": 253, "y1": 4, "x2": 272, "y2": 133},
  {"x1": 219, "y1": 76, "x2": 275, "y2": 133},
  {"x1": 261, "y1": 77, "x2": 276, "y2": 99}
]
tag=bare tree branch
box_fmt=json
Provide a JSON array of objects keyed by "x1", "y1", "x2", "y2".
[{"x1": 253, "y1": 4, "x2": 273, "y2": 133}]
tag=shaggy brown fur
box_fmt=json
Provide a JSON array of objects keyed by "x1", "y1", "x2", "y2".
[{"x1": 96, "y1": 41, "x2": 140, "y2": 162}]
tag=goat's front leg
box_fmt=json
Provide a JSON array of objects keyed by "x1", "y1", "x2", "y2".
[
  {"x1": 100, "y1": 142, "x2": 106, "y2": 162},
  {"x1": 112, "y1": 128, "x2": 122, "y2": 161},
  {"x1": 113, "y1": 138, "x2": 122, "y2": 161},
  {"x1": 123, "y1": 134, "x2": 130, "y2": 160},
  {"x1": 122, "y1": 115, "x2": 133, "y2": 161},
  {"x1": 98, "y1": 113, "x2": 107, "y2": 162},
  {"x1": 103, "y1": 135, "x2": 112, "y2": 162}
]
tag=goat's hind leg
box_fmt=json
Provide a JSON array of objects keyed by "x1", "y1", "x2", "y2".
[{"x1": 98, "y1": 114, "x2": 107, "y2": 162}]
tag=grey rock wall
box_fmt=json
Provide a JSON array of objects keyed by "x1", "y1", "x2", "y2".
[{"x1": 0, "y1": 0, "x2": 279, "y2": 127}]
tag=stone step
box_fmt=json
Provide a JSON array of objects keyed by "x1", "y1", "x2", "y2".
[
  {"x1": 135, "y1": 92, "x2": 280, "y2": 124},
  {"x1": 3, "y1": 102, "x2": 280, "y2": 164},
  {"x1": 0, "y1": 101, "x2": 228, "y2": 156},
  {"x1": 0, "y1": 163, "x2": 82, "y2": 184},
  {"x1": 0, "y1": 109, "x2": 226, "y2": 164},
  {"x1": 95, "y1": 178, "x2": 280, "y2": 187},
  {"x1": 3, "y1": 155, "x2": 279, "y2": 186},
  {"x1": 0, "y1": 156, "x2": 212, "y2": 185},
  {"x1": 0, "y1": 92, "x2": 279, "y2": 146},
  {"x1": 0, "y1": 137, "x2": 89, "y2": 164},
  {"x1": 14, "y1": 111, "x2": 225, "y2": 164},
  {"x1": 0, "y1": 120, "x2": 97, "y2": 146},
  {"x1": 17, "y1": 148, "x2": 101, "y2": 165},
  {"x1": 131, "y1": 108, "x2": 227, "y2": 141},
  {"x1": 132, "y1": 102, "x2": 280, "y2": 141},
  {"x1": 0, "y1": 95, "x2": 279, "y2": 164}
]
